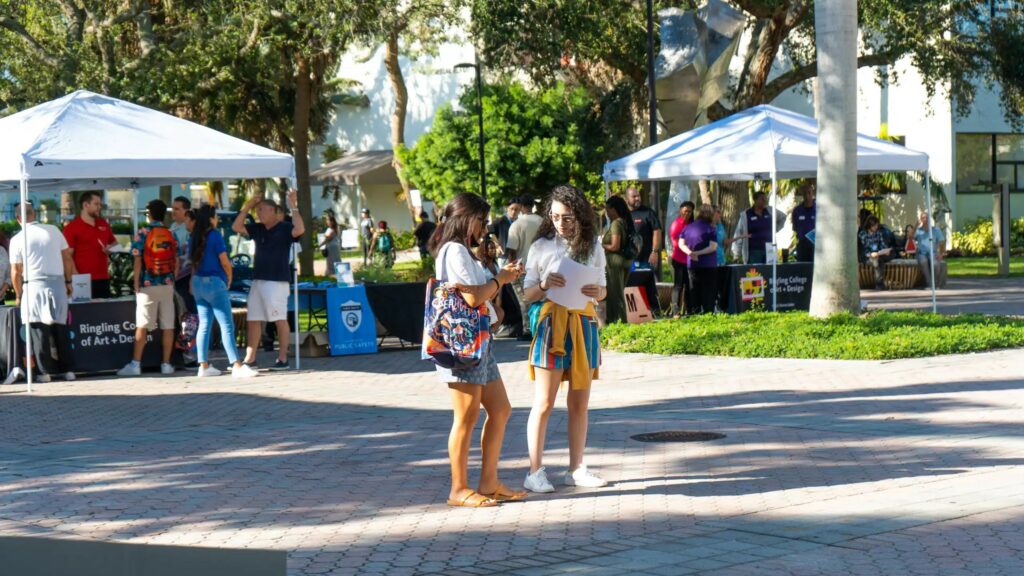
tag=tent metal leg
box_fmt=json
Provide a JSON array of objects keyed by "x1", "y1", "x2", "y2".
[
  {"x1": 925, "y1": 171, "x2": 937, "y2": 313},
  {"x1": 19, "y1": 175, "x2": 33, "y2": 392},
  {"x1": 771, "y1": 174, "x2": 778, "y2": 312}
]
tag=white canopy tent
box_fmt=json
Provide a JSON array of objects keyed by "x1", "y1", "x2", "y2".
[
  {"x1": 0, "y1": 90, "x2": 298, "y2": 389},
  {"x1": 602, "y1": 104, "x2": 936, "y2": 313}
]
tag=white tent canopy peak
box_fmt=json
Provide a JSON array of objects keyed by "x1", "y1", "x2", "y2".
[
  {"x1": 0, "y1": 89, "x2": 295, "y2": 190},
  {"x1": 602, "y1": 104, "x2": 929, "y2": 182}
]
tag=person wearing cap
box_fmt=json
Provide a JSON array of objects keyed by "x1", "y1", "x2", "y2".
[
  {"x1": 63, "y1": 191, "x2": 119, "y2": 299},
  {"x1": 9, "y1": 201, "x2": 76, "y2": 383},
  {"x1": 359, "y1": 208, "x2": 375, "y2": 265}
]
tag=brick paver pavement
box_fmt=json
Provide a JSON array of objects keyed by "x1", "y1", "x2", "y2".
[{"x1": 1, "y1": 341, "x2": 1023, "y2": 575}]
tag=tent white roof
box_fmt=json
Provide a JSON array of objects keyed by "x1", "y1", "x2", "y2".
[
  {"x1": 0, "y1": 90, "x2": 295, "y2": 193},
  {"x1": 603, "y1": 104, "x2": 929, "y2": 182}
]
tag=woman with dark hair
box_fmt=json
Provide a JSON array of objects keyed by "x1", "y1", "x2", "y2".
[
  {"x1": 522, "y1": 184, "x2": 608, "y2": 493},
  {"x1": 319, "y1": 210, "x2": 341, "y2": 273},
  {"x1": 189, "y1": 204, "x2": 257, "y2": 378},
  {"x1": 428, "y1": 193, "x2": 526, "y2": 507},
  {"x1": 668, "y1": 201, "x2": 695, "y2": 318},
  {"x1": 679, "y1": 204, "x2": 719, "y2": 314},
  {"x1": 602, "y1": 194, "x2": 634, "y2": 324},
  {"x1": 858, "y1": 214, "x2": 894, "y2": 290}
]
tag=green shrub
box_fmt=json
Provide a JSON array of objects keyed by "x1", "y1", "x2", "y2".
[
  {"x1": 600, "y1": 311, "x2": 1024, "y2": 360},
  {"x1": 393, "y1": 230, "x2": 416, "y2": 251},
  {"x1": 952, "y1": 217, "x2": 1024, "y2": 256},
  {"x1": 354, "y1": 259, "x2": 431, "y2": 284}
]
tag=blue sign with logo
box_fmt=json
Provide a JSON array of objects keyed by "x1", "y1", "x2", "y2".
[{"x1": 326, "y1": 285, "x2": 378, "y2": 356}]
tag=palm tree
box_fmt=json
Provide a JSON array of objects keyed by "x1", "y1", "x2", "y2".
[{"x1": 809, "y1": 0, "x2": 860, "y2": 317}]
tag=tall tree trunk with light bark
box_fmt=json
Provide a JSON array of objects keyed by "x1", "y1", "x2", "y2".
[
  {"x1": 385, "y1": 31, "x2": 418, "y2": 225},
  {"x1": 809, "y1": 0, "x2": 859, "y2": 316},
  {"x1": 293, "y1": 54, "x2": 315, "y2": 277}
]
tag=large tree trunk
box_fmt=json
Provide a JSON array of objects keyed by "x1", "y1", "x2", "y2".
[
  {"x1": 293, "y1": 55, "x2": 315, "y2": 277},
  {"x1": 385, "y1": 31, "x2": 418, "y2": 225},
  {"x1": 809, "y1": 0, "x2": 859, "y2": 316}
]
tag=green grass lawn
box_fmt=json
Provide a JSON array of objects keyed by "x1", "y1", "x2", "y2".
[
  {"x1": 946, "y1": 256, "x2": 1024, "y2": 277},
  {"x1": 601, "y1": 311, "x2": 1024, "y2": 360}
]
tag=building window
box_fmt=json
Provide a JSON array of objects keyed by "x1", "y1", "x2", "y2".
[
  {"x1": 956, "y1": 133, "x2": 993, "y2": 194},
  {"x1": 956, "y1": 132, "x2": 1024, "y2": 193}
]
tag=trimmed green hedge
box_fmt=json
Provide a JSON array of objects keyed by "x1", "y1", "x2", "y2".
[
  {"x1": 951, "y1": 217, "x2": 1024, "y2": 256},
  {"x1": 600, "y1": 311, "x2": 1024, "y2": 360}
]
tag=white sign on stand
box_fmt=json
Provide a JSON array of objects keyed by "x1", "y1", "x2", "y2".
[{"x1": 71, "y1": 274, "x2": 92, "y2": 301}]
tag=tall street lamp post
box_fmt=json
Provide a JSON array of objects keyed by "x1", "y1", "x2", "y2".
[
  {"x1": 455, "y1": 57, "x2": 486, "y2": 202},
  {"x1": 645, "y1": 0, "x2": 661, "y2": 275}
]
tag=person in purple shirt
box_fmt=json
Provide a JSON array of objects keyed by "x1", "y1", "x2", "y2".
[
  {"x1": 680, "y1": 204, "x2": 720, "y2": 314},
  {"x1": 792, "y1": 183, "x2": 816, "y2": 262}
]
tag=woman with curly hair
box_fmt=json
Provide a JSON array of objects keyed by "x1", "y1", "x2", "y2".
[{"x1": 521, "y1": 184, "x2": 609, "y2": 493}]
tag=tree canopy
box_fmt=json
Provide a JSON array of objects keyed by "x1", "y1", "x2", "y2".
[
  {"x1": 0, "y1": 0, "x2": 381, "y2": 275},
  {"x1": 401, "y1": 81, "x2": 617, "y2": 209},
  {"x1": 472, "y1": 0, "x2": 1024, "y2": 130}
]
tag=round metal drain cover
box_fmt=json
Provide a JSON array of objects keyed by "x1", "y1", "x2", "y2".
[{"x1": 630, "y1": 431, "x2": 726, "y2": 443}]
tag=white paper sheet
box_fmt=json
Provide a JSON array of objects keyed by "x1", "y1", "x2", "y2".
[{"x1": 544, "y1": 256, "x2": 603, "y2": 311}]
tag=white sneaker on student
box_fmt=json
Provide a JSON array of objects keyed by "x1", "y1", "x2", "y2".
[
  {"x1": 523, "y1": 467, "x2": 555, "y2": 493},
  {"x1": 160, "y1": 363, "x2": 175, "y2": 375},
  {"x1": 3, "y1": 367, "x2": 23, "y2": 385},
  {"x1": 197, "y1": 365, "x2": 221, "y2": 377},
  {"x1": 34, "y1": 373, "x2": 51, "y2": 383},
  {"x1": 116, "y1": 362, "x2": 141, "y2": 377},
  {"x1": 64, "y1": 372, "x2": 76, "y2": 381},
  {"x1": 564, "y1": 464, "x2": 607, "y2": 488},
  {"x1": 231, "y1": 364, "x2": 259, "y2": 379}
]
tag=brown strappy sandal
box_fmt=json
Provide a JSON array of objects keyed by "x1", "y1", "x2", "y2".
[
  {"x1": 479, "y1": 483, "x2": 528, "y2": 502},
  {"x1": 447, "y1": 490, "x2": 498, "y2": 508}
]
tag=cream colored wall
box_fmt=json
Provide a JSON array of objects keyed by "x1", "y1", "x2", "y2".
[{"x1": 316, "y1": 183, "x2": 415, "y2": 234}]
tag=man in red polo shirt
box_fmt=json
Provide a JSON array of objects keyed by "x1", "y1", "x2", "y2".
[{"x1": 63, "y1": 191, "x2": 119, "y2": 299}]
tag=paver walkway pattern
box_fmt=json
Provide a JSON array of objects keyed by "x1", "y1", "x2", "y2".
[{"x1": 1, "y1": 341, "x2": 1023, "y2": 575}]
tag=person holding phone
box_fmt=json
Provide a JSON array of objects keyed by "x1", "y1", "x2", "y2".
[
  {"x1": 521, "y1": 184, "x2": 608, "y2": 493},
  {"x1": 430, "y1": 193, "x2": 527, "y2": 507}
]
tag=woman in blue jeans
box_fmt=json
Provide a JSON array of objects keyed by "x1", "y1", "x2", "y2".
[{"x1": 189, "y1": 205, "x2": 258, "y2": 378}]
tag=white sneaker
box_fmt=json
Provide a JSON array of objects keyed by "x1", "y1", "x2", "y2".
[
  {"x1": 64, "y1": 372, "x2": 76, "y2": 381},
  {"x1": 34, "y1": 373, "x2": 51, "y2": 383},
  {"x1": 117, "y1": 362, "x2": 141, "y2": 377},
  {"x1": 197, "y1": 365, "x2": 221, "y2": 377},
  {"x1": 231, "y1": 364, "x2": 259, "y2": 379},
  {"x1": 160, "y1": 363, "x2": 175, "y2": 375},
  {"x1": 523, "y1": 467, "x2": 555, "y2": 493},
  {"x1": 565, "y1": 464, "x2": 607, "y2": 488},
  {"x1": 3, "y1": 367, "x2": 23, "y2": 385}
]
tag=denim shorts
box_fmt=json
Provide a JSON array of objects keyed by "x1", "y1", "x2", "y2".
[{"x1": 435, "y1": 349, "x2": 500, "y2": 385}]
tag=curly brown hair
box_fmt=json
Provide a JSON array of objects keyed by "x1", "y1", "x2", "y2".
[{"x1": 536, "y1": 184, "x2": 599, "y2": 262}]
